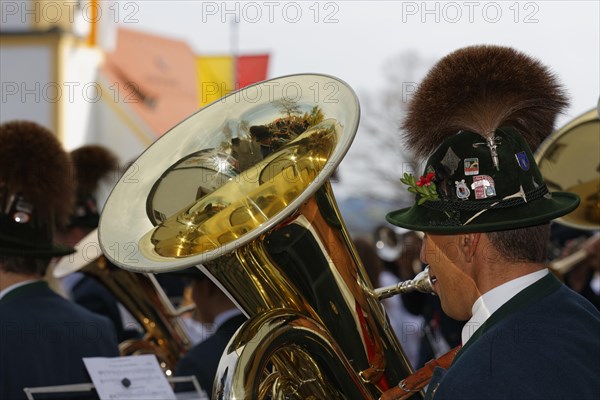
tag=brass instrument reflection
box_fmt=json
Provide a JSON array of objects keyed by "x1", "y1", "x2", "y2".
[{"x1": 146, "y1": 122, "x2": 337, "y2": 258}]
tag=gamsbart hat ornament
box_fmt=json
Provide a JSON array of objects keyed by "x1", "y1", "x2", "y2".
[
  {"x1": 0, "y1": 121, "x2": 76, "y2": 257},
  {"x1": 386, "y1": 45, "x2": 580, "y2": 233}
]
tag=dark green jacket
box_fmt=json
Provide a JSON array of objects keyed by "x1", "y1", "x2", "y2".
[
  {"x1": 0, "y1": 281, "x2": 119, "y2": 400},
  {"x1": 425, "y1": 274, "x2": 600, "y2": 399}
]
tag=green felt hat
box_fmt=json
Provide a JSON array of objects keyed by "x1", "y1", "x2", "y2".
[
  {"x1": 0, "y1": 121, "x2": 76, "y2": 258},
  {"x1": 0, "y1": 212, "x2": 75, "y2": 257},
  {"x1": 387, "y1": 45, "x2": 579, "y2": 233},
  {"x1": 386, "y1": 127, "x2": 580, "y2": 233}
]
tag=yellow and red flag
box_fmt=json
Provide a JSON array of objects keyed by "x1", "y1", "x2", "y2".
[{"x1": 197, "y1": 54, "x2": 269, "y2": 107}]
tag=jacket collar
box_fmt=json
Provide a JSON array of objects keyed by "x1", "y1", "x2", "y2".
[{"x1": 453, "y1": 272, "x2": 561, "y2": 365}]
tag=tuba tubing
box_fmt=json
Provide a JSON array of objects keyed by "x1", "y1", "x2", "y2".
[
  {"x1": 549, "y1": 248, "x2": 589, "y2": 275},
  {"x1": 80, "y1": 257, "x2": 192, "y2": 372},
  {"x1": 99, "y1": 74, "x2": 420, "y2": 399},
  {"x1": 548, "y1": 232, "x2": 600, "y2": 275},
  {"x1": 54, "y1": 229, "x2": 192, "y2": 374}
]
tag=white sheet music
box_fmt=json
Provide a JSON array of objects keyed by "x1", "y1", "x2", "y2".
[{"x1": 84, "y1": 355, "x2": 177, "y2": 400}]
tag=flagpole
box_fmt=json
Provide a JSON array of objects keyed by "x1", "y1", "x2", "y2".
[
  {"x1": 87, "y1": 0, "x2": 99, "y2": 46},
  {"x1": 230, "y1": 18, "x2": 239, "y2": 89}
]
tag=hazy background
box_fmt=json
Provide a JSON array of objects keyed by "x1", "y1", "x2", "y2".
[{"x1": 104, "y1": 0, "x2": 600, "y2": 236}]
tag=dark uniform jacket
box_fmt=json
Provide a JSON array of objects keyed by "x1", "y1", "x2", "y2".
[
  {"x1": 0, "y1": 281, "x2": 120, "y2": 400},
  {"x1": 425, "y1": 273, "x2": 600, "y2": 399},
  {"x1": 175, "y1": 313, "x2": 247, "y2": 397},
  {"x1": 71, "y1": 275, "x2": 140, "y2": 342}
]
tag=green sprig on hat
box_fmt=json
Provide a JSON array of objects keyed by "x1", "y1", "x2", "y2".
[{"x1": 400, "y1": 171, "x2": 439, "y2": 205}]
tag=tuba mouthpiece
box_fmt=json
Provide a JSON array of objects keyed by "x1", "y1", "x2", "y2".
[{"x1": 374, "y1": 266, "x2": 436, "y2": 300}]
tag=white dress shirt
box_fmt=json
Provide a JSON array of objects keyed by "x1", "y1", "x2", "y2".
[{"x1": 461, "y1": 269, "x2": 549, "y2": 345}]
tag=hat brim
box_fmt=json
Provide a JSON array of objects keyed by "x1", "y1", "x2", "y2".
[{"x1": 386, "y1": 192, "x2": 580, "y2": 233}]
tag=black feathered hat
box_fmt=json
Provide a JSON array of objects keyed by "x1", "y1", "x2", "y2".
[
  {"x1": 70, "y1": 145, "x2": 119, "y2": 228},
  {"x1": 0, "y1": 121, "x2": 75, "y2": 256},
  {"x1": 386, "y1": 45, "x2": 580, "y2": 233}
]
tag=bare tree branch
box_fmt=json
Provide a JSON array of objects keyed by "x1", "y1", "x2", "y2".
[{"x1": 337, "y1": 50, "x2": 434, "y2": 203}]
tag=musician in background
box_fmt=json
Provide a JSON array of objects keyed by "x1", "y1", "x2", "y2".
[
  {"x1": 384, "y1": 46, "x2": 600, "y2": 398},
  {"x1": 55, "y1": 145, "x2": 141, "y2": 342},
  {"x1": 360, "y1": 230, "x2": 425, "y2": 369},
  {"x1": 175, "y1": 268, "x2": 246, "y2": 397},
  {"x1": 0, "y1": 121, "x2": 119, "y2": 400},
  {"x1": 550, "y1": 224, "x2": 600, "y2": 310},
  {"x1": 353, "y1": 237, "x2": 383, "y2": 286}
]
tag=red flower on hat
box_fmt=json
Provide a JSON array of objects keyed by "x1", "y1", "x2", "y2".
[
  {"x1": 416, "y1": 172, "x2": 435, "y2": 187},
  {"x1": 401, "y1": 172, "x2": 440, "y2": 205}
]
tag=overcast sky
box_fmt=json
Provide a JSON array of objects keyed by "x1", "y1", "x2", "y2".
[
  {"x1": 108, "y1": 0, "x2": 599, "y2": 202},
  {"x1": 121, "y1": 1, "x2": 599, "y2": 120}
]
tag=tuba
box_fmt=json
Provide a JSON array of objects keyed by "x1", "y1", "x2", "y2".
[
  {"x1": 535, "y1": 106, "x2": 600, "y2": 231},
  {"x1": 53, "y1": 229, "x2": 193, "y2": 374},
  {"x1": 98, "y1": 74, "x2": 431, "y2": 399},
  {"x1": 535, "y1": 106, "x2": 600, "y2": 273}
]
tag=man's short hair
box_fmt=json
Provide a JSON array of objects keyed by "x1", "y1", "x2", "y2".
[
  {"x1": 0, "y1": 255, "x2": 50, "y2": 276},
  {"x1": 487, "y1": 224, "x2": 550, "y2": 264}
]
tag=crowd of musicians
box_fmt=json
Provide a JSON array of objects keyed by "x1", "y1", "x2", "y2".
[{"x1": 2, "y1": 45, "x2": 600, "y2": 400}]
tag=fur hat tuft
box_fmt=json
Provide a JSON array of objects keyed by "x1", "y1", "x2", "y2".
[
  {"x1": 0, "y1": 120, "x2": 74, "y2": 227},
  {"x1": 71, "y1": 145, "x2": 119, "y2": 200},
  {"x1": 402, "y1": 45, "x2": 569, "y2": 157}
]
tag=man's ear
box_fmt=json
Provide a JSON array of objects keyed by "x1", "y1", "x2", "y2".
[{"x1": 461, "y1": 232, "x2": 481, "y2": 263}]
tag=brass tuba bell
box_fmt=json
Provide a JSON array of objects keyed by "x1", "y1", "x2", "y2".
[
  {"x1": 535, "y1": 106, "x2": 600, "y2": 274},
  {"x1": 99, "y1": 74, "x2": 422, "y2": 399},
  {"x1": 535, "y1": 106, "x2": 600, "y2": 231}
]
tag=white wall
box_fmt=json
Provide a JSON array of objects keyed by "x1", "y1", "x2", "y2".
[{"x1": 0, "y1": 43, "x2": 55, "y2": 131}]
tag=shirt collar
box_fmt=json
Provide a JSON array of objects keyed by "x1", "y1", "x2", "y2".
[
  {"x1": 462, "y1": 269, "x2": 549, "y2": 345},
  {"x1": 0, "y1": 278, "x2": 42, "y2": 300}
]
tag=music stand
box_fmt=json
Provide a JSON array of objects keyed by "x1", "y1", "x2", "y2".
[{"x1": 23, "y1": 376, "x2": 206, "y2": 400}]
